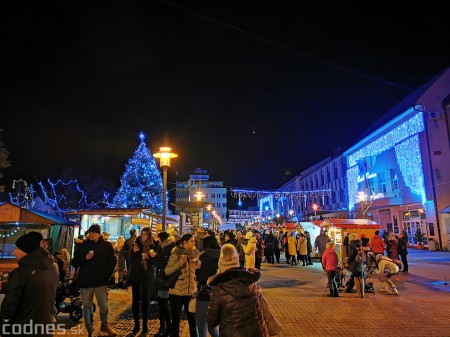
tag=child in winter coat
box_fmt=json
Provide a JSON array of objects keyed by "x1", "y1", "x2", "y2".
[{"x1": 322, "y1": 242, "x2": 339, "y2": 297}]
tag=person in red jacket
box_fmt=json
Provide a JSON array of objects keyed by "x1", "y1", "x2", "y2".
[
  {"x1": 322, "y1": 242, "x2": 340, "y2": 297},
  {"x1": 370, "y1": 230, "x2": 386, "y2": 255}
]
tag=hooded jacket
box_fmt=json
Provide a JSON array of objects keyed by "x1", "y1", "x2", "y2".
[
  {"x1": 206, "y1": 267, "x2": 269, "y2": 337},
  {"x1": 165, "y1": 244, "x2": 200, "y2": 297},
  {"x1": 243, "y1": 237, "x2": 256, "y2": 269},
  {"x1": 0, "y1": 247, "x2": 59, "y2": 337},
  {"x1": 322, "y1": 247, "x2": 339, "y2": 271},
  {"x1": 71, "y1": 236, "x2": 117, "y2": 288}
]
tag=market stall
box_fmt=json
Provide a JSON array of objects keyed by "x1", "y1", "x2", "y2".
[
  {"x1": 0, "y1": 202, "x2": 76, "y2": 272},
  {"x1": 312, "y1": 219, "x2": 382, "y2": 261}
]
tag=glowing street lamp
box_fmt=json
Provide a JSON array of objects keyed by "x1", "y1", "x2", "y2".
[
  {"x1": 289, "y1": 209, "x2": 294, "y2": 219},
  {"x1": 357, "y1": 191, "x2": 372, "y2": 219},
  {"x1": 312, "y1": 203, "x2": 319, "y2": 219},
  {"x1": 153, "y1": 147, "x2": 178, "y2": 231},
  {"x1": 194, "y1": 191, "x2": 205, "y2": 202}
]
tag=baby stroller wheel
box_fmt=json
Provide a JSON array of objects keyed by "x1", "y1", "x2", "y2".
[{"x1": 70, "y1": 306, "x2": 82, "y2": 321}]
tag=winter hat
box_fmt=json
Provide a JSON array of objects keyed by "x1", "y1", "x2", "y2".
[
  {"x1": 15, "y1": 232, "x2": 43, "y2": 254},
  {"x1": 87, "y1": 224, "x2": 101, "y2": 235},
  {"x1": 218, "y1": 243, "x2": 240, "y2": 273},
  {"x1": 245, "y1": 231, "x2": 253, "y2": 240}
]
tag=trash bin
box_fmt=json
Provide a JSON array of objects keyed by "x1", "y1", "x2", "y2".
[{"x1": 428, "y1": 238, "x2": 437, "y2": 251}]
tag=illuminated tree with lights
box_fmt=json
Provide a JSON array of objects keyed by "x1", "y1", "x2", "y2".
[{"x1": 112, "y1": 132, "x2": 164, "y2": 212}]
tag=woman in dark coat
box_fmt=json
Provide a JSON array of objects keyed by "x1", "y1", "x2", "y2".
[
  {"x1": 195, "y1": 236, "x2": 221, "y2": 337},
  {"x1": 347, "y1": 235, "x2": 365, "y2": 298},
  {"x1": 154, "y1": 231, "x2": 177, "y2": 337},
  {"x1": 129, "y1": 226, "x2": 158, "y2": 335},
  {"x1": 207, "y1": 266, "x2": 269, "y2": 337}
]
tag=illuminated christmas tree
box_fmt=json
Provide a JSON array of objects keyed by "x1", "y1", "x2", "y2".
[{"x1": 112, "y1": 132, "x2": 164, "y2": 212}]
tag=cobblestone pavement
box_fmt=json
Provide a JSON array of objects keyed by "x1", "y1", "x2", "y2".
[{"x1": 56, "y1": 248, "x2": 450, "y2": 336}]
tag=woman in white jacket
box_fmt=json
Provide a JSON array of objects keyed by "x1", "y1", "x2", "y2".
[{"x1": 243, "y1": 231, "x2": 256, "y2": 269}]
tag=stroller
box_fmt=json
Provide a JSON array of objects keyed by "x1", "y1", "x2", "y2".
[{"x1": 54, "y1": 279, "x2": 96, "y2": 321}]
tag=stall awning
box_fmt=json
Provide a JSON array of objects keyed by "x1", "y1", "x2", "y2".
[
  {"x1": 440, "y1": 205, "x2": 450, "y2": 213},
  {"x1": 313, "y1": 219, "x2": 381, "y2": 229}
]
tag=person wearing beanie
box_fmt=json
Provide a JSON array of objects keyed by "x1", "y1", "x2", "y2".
[
  {"x1": 207, "y1": 249, "x2": 268, "y2": 337},
  {"x1": 71, "y1": 224, "x2": 117, "y2": 337},
  {"x1": 0, "y1": 232, "x2": 59, "y2": 337},
  {"x1": 218, "y1": 243, "x2": 240, "y2": 273}
]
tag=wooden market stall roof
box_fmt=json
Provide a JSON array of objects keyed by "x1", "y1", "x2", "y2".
[
  {"x1": 67, "y1": 208, "x2": 179, "y2": 224},
  {"x1": 0, "y1": 202, "x2": 76, "y2": 225},
  {"x1": 312, "y1": 219, "x2": 381, "y2": 229}
]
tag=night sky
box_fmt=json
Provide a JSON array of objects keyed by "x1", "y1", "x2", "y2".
[{"x1": 1, "y1": 1, "x2": 450, "y2": 201}]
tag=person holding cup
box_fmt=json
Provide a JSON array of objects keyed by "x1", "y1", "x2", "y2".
[
  {"x1": 165, "y1": 233, "x2": 200, "y2": 337},
  {"x1": 128, "y1": 226, "x2": 158, "y2": 336},
  {"x1": 71, "y1": 224, "x2": 117, "y2": 337}
]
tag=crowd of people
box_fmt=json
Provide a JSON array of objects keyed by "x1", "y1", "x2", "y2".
[{"x1": 0, "y1": 224, "x2": 412, "y2": 337}]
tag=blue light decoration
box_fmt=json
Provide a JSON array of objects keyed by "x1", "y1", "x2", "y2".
[
  {"x1": 231, "y1": 188, "x2": 331, "y2": 201},
  {"x1": 112, "y1": 131, "x2": 165, "y2": 212},
  {"x1": 395, "y1": 134, "x2": 426, "y2": 204},
  {"x1": 347, "y1": 111, "x2": 425, "y2": 210}
]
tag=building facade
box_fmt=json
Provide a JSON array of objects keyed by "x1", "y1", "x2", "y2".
[
  {"x1": 175, "y1": 168, "x2": 227, "y2": 227},
  {"x1": 276, "y1": 67, "x2": 450, "y2": 250}
]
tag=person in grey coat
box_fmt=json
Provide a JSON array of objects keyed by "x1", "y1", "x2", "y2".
[{"x1": 314, "y1": 229, "x2": 331, "y2": 270}]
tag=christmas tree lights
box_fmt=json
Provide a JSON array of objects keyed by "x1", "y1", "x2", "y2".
[{"x1": 112, "y1": 132, "x2": 165, "y2": 212}]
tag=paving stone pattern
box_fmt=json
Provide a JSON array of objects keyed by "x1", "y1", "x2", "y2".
[{"x1": 56, "y1": 249, "x2": 450, "y2": 336}]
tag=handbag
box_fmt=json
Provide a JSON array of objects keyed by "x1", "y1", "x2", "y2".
[
  {"x1": 188, "y1": 296, "x2": 197, "y2": 313},
  {"x1": 258, "y1": 287, "x2": 281, "y2": 336},
  {"x1": 188, "y1": 285, "x2": 205, "y2": 313},
  {"x1": 157, "y1": 267, "x2": 182, "y2": 289}
]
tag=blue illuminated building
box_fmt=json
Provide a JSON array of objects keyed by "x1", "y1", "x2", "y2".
[{"x1": 277, "y1": 67, "x2": 450, "y2": 250}]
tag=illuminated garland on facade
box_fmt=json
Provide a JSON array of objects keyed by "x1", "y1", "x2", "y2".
[
  {"x1": 395, "y1": 134, "x2": 426, "y2": 203},
  {"x1": 231, "y1": 188, "x2": 331, "y2": 201},
  {"x1": 348, "y1": 112, "x2": 424, "y2": 167},
  {"x1": 228, "y1": 210, "x2": 266, "y2": 223},
  {"x1": 347, "y1": 111, "x2": 426, "y2": 210}
]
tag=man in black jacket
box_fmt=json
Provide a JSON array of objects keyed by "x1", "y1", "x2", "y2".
[
  {"x1": 72, "y1": 224, "x2": 117, "y2": 337},
  {"x1": 0, "y1": 231, "x2": 59, "y2": 337}
]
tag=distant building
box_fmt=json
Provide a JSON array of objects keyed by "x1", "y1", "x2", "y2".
[{"x1": 175, "y1": 168, "x2": 227, "y2": 227}]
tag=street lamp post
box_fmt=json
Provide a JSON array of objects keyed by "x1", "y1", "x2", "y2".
[{"x1": 153, "y1": 147, "x2": 178, "y2": 232}]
